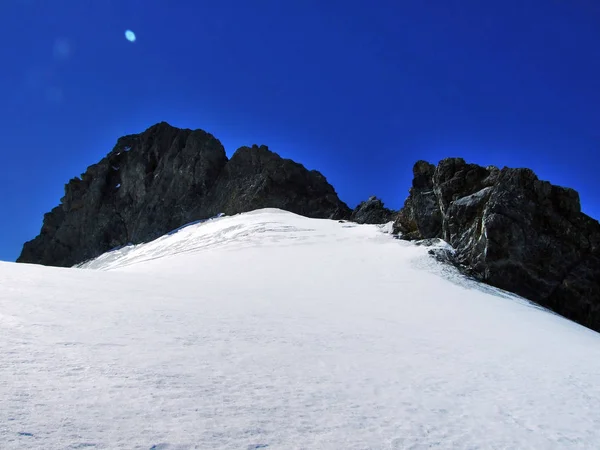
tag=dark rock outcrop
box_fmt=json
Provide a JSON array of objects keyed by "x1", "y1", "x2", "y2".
[
  {"x1": 350, "y1": 196, "x2": 395, "y2": 224},
  {"x1": 201, "y1": 144, "x2": 350, "y2": 220},
  {"x1": 395, "y1": 157, "x2": 600, "y2": 332},
  {"x1": 18, "y1": 122, "x2": 350, "y2": 267}
]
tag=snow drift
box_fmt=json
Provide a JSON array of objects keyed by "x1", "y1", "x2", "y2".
[{"x1": 2, "y1": 209, "x2": 600, "y2": 449}]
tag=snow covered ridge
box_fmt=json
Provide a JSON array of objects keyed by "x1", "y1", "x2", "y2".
[
  {"x1": 77, "y1": 209, "x2": 393, "y2": 271},
  {"x1": 76, "y1": 213, "x2": 227, "y2": 270},
  {"x1": 3, "y1": 209, "x2": 600, "y2": 449}
]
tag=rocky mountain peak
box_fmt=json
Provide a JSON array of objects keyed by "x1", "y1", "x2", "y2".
[
  {"x1": 350, "y1": 196, "x2": 395, "y2": 224},
  {"x1": 395, "y1": 158, "x2": 600, "y2": 332},
  {"x1": 16, "y1": 125, "x2": 600, "y2": 334},
  {"x1": 18, "y1": 123, "x2": 349, "y2": 267}
]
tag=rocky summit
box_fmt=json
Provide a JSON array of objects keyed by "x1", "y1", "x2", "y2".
[
  {"x1": 395, "y1": 158, "x2": 600, "y2": 332},
  {"x1": 17, "y1": 125, "x2": 600, "y2": 334},
  {"x1": 18, "y1": 122, "x2": 350, "y2": 267},
  {"x1": 350, "y1": 196, "x2": 395, "y2": 224}
]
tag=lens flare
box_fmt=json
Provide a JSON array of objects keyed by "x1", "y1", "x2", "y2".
[{"x1": 125, "y1": 30, "x2": 136, "y2": 42}]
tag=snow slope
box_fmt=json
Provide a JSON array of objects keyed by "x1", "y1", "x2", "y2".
[{"x1": 2, "y1": 208, "x2": 600, "y2": 449}]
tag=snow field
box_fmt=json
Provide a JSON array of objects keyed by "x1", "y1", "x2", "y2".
[{"x1": 2, "y1": 209, "x2": 600, "y2": 449}]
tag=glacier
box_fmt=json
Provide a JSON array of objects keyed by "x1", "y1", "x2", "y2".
[{"x1": 2, "y1": 209, "x2": 600, "y2": 449}]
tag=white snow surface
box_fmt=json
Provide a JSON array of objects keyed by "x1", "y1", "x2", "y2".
[{"x1": 2, "y1": 208, "x2": 600, "y2": 449}]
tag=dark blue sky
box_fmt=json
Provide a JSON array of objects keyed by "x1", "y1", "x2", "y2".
[{"x1": 1, "y1": 0, "x2": 599, "y2": 262}]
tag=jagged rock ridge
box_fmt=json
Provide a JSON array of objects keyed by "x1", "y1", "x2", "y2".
[
  {"x1": 18, "y1": 122, "x2": 350, "y2": 267},
  {"x1": 350, "y1": 196, "x2": 395, "y2": 224},
  {"x1": 17, "y1": 124, "x2": 600, "y2": 334},
  {"x1": 395, "y1": 157, "x2": 600, "y2": 332}
]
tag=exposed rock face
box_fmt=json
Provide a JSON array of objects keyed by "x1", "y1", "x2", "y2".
[
  {"x1": 18, "y1": 122, "x2": 350, "y2": 267},
  {"x1": 350, "y1": 196, "x2": 395, "y2": 224},
  {"x1": 202, "y1": 144, "x2": 350, "y2": 220},
  {"x1": 395, "y1": 157, "x2": 600, "y2": 332},
  {"x1": 19, "y1": 124, "x2": 600, "y2": 333}
]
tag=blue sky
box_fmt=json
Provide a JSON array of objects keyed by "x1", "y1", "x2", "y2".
[{"x1": 1, "y1": 0, "x2": 599, "y2": 262}]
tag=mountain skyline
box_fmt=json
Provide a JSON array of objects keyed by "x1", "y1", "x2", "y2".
[{"x1": 1, "y1": 0, "x2": 599, "y2": 262}]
